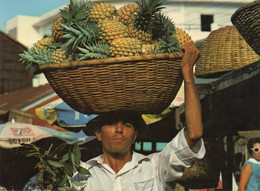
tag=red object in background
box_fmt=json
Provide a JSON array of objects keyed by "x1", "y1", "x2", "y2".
[{"x1": 25, "y1": 95, "x2": 66, "y2": 131}]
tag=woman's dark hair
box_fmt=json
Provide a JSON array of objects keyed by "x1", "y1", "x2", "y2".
[
  {"x1": 247, "y1": 137, "x2": 260, "y2": 155},
  {"x1": 84, "y1": 110, "x2": 147, "y2": 138}
]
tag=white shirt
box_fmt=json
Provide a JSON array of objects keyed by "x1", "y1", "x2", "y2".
[{"x1": 70, "y1": 129, "x2": 205, "y2": 191}]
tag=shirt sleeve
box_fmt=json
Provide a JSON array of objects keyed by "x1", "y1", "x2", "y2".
[{"x1": 154, "y1": 128, "x2": 205, "y2": 184}]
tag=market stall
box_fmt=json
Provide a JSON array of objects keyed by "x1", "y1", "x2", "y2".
[{"x1": 177, "y1": 60, "x2": 260, "y2": 190}]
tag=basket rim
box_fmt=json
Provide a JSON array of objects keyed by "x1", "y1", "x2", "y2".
[
  {"x1": 39, "y1": 52, "x2": 184, "y2": 70},
  {"x1": 231, "y1": 0, "x2": 260, "y2": 23}
]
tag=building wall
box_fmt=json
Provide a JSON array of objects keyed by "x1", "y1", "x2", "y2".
[
  {"x1": 6, "y1": 16, "x2": 40, "y2": 48},
  {"x1": 6, "y1": 1, "x2": 249, "y2": 46},
  {"x1": 0, "y1": 32, "x2": 33, "y2": 93}
]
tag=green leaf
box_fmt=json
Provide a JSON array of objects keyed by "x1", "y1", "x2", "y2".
[
  {"x1": 24, "y1": 152, "x2": 41, "y2": 158},
  {"x1": 61, "y1": 153, "x2": 69, "y2": 162},
  {"x1": 77, "y1": 166, "x2": 91, "y2": 175},
  {"x1": 47, "y1": 160, "x2": 64, "y2": 168},
  {"x1": 64, "y1": 163, "x2": 74, "y2": 177},
  {"x1": 58, "y1": 175, "x2": 68, "y2": 187},
  {"x1": 72, "y1": 144, "x2": 81, "y2": 166},
  {"x1": 50, "y1": 142, "x2": 68, "y2": 156},
  {"x1": 41, "y1": 160, "x2": 48, "y2": 169},
  {"x1": 45, "y1": 166, "x2": 57, "y2": 177},
  {"x1": 70, "y1": 152, "x2": 77, "y2": 172}
]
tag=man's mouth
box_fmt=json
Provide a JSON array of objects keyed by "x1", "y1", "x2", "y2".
[{"x1": 113, "y1": 136, "x2": 124, "y2": 142}]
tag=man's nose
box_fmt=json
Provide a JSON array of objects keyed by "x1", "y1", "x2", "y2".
[{"x1": 115, "y1": 123, "x2": 124, "y2": 133}]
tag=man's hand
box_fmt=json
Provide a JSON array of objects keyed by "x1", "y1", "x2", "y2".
[{"x1": 181, "y1": 43, "x2": 200, "y2": 81}]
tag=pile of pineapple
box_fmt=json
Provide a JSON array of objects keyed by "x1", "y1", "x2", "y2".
[{"x1": 20, "y1": 0, "x2": 192, "y2": 69}]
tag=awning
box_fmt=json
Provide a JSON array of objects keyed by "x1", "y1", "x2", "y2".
[{"x1": 0, "y1": 122, "x2": 96, "y2": 149}]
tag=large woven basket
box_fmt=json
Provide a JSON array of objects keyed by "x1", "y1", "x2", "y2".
[
  {"x1": 195, "y1": 26, "x2": 260, "y2": 78},
  {"x1": 40, "y1": 52, "x2": 184, "y2": 115},
  {"x1": 231, "y1": 0, "x2": 260, "y2": 55}
]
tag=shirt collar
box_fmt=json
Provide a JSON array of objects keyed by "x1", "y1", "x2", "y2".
[
  {"x1": 86, "y1": 151, "x2": 150, "y2": 166},
  {"x1": 249, "y1": 158, "x2": 260, "y2": 164},
  {"x1": 86, "y1": 154, "x2": 104, "y2": 165}
]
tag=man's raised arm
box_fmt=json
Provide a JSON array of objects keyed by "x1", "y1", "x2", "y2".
[{"x1": 181, "y1": 43, "x2": 203, "y2": 148}]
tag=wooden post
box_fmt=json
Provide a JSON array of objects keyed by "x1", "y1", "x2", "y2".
[{"x1": 222, "y1": 134, "x2": 234, "y2": 190}]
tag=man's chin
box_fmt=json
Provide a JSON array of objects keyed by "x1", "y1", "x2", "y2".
[{"x1": 110, "y1": 148, "x2": 129, "y2": 155}]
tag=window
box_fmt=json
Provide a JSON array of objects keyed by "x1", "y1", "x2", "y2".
[
  {"x1": 134, "y1": 142, "x2": 152, "y2": 151},
  {"x1": 201, "y1": 15, "x2": 214, "y2": 31},
  {"x1": 143, "y1": 142, "x2": 152, "y2": 151},
  {"x1": 135, "y1": 142, "x2": 141, "y2": 151},
  {"x1": 156, "y1": 142, "x2": 168, "y2": 151}
]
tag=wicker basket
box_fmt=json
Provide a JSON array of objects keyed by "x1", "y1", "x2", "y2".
[
  {"x1": 195, "y1": 26, "x2": 260, "y2": 78},
  {"x1": 231, "y1": 0, "x2": 260, "y2": 55},
  {"x1": 177, "y1": 138, "x2": 224, "y2": 189},
  {"x1": 40, "y1": 52, "x2": 184, "y2": 115}
]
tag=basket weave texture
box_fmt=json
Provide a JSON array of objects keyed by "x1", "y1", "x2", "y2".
[
  {"x1": 40, "y1": 52, "x2": 184, "y2": 114},
  {"x1": 231, "y1": 0, "x2": 260, "y2": 55},
  {"x1": 195, "y1": 26, "x2": 260, "y2": 78}
]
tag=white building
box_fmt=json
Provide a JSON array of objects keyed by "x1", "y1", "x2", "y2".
[{"x1": 5, "y1": 0, "x2": 251, "y2": 86}]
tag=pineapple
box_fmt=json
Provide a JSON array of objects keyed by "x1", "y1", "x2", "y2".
[
  {"x1": 110, "y1": 38, "x2": 142, "y2": 57},
  {"x1": 151, "y1": 12, "x2": 175, "y2": 40},
  {"x1": 60, "y1": 22, "x2": 100, "y2": 53},
  {"x1": 150, "y1": 12, "x2": 180, "y2": 53},
  {"x1": 20, "y1": 0, "x2": 189, "y2": 68},
  {"x1": 117, "y1": 4, "x2": 139, "y2": 25},
  {"x1": 51, "y1": 0, "x2": 94, "y2": 42},
  {"x1": 50, "y1": 49, "x2": 73, "y2": 65},
  {"x1": 98, "y1": 17, "x2": 129, "y2": 44},
  {"x1": 89, "y1": 3, "x2": 116, "y2": 23},
  {"x1": 127, "y1": 0, "x2": 166, "y2": 44},
  {"x1": 142, "y1": 43, "x2": 158, "y2": 54},
  {"x1": 52, "y1": 17, "x2": 64, "y2": 42},
  {"x1": 35, "y1": 36, "x2": 55, "y2": 50},
  {"x1": 155, "y1": 36, "x2": 179, "y2": 53},
  {"x1": 127, "y1": 23, "x2": 153, "y2": 44},
  {"x1": 134, "y1": 0, "x2": 167, "y2": 32},
  {"x1": 60, "y1": 0, "x2": 94, "y2": 25},
  {"x1": 174, "y1": 27, "x2": 193, "y2": 47}
]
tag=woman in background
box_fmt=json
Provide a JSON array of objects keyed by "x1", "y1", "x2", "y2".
[{"x1": 238, "y1": 137, "x2": 260, "y2": 191}]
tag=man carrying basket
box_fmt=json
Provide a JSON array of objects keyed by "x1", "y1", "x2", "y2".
[{"x1": 69, "y1": 43, "x2": 205, "y2": 191}]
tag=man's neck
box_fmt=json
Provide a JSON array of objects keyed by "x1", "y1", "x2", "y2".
[{"x1": 103, "y1": 151, "x2": 132, "y2": 174}]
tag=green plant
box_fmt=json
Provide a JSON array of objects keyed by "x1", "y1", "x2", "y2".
[{"x1": 21, "y1": 143, "x2": 90, "y2": 190}]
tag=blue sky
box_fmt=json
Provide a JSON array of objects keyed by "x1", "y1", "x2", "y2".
[{"x1": 0, "y1": 0, "x2": 69, "y2": 32}]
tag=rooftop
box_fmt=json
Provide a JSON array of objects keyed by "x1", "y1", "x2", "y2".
[{"x1": 0, "y1": 84, "x2": 53, "y2": 114}]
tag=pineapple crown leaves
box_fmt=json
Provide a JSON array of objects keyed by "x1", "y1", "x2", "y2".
[
  {"x1": 20, "y1": 142, "x2": 90, "y2": 190},
  {"x1": 77, "y1": 42, "x2": 110, "y2": 60},
  {"x1": 36, "y1": 35, "x2": 62, "y2": 50},
  {"x1": 151, "y1": 12, "x2": 176, "y2": 40},
  {"x1": 156, "y1": 35, "x2": 180, "y2": 53},
  {"x1": 19, "y1": 46, "x2": 54, "y2": 69},
  {"x1": 134, "y1": 0, "x2": 167, "y2": 32},
  {"x1": 60, "y1": 22, "x2": 100, "y2": 53},
  {"x1": 60, "y1": 0, "x2": 94, "y2": 25}
]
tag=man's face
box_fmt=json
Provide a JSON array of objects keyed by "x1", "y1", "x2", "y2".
[{"x1": 95, "y1": 121, "x2": 138, "y2": 155}]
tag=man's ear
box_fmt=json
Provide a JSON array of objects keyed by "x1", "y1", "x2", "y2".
[
  {"x1": 132, "y1": 131, "x2": 138, "y2": 144},
  {"x1": 95, "y1": 130, "x2": 102, "y2": 141}
]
